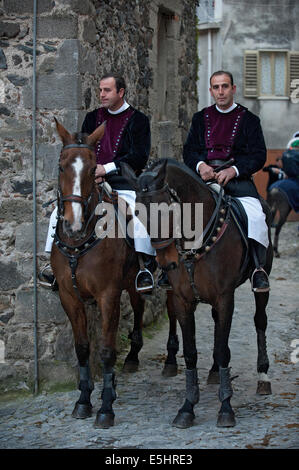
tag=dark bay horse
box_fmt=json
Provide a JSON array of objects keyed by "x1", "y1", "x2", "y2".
[
  {"x1": 267, "y1": 186, "x2": 291, "y2": 257},
  {"x1": 50, "y1": 119, "x2": 178, "y2": 428},
  {"x1": 122, "y1": 158, "x2": 273, "y2": 428}
]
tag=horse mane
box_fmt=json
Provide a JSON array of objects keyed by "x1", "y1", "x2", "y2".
[{"x1": 146, "y1": 157, "x2": 207, "y2": 189}]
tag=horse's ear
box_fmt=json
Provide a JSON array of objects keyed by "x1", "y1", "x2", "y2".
[
  {"x1": 120, "y1": 162, "x2": 139, "y2": 192},
  {"x1": 153, "y1": 159, "x2": 167, "y2": 185},
  {"x1": 156, "y1": 159, "x2": 167, "y2": 178},
  {"x1": 86, "y1": 121, "x2": 106, "y2": 147},
  {"x1": 54, "y1": 117, "x2": 72, "y2": 146}
]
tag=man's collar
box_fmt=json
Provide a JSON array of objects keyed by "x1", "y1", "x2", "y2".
[
  {"x1": 108, "y1": 100, "x2": 130, "y2": 115},
  {"x1": 215, "y1": 102, "x2": 237, "y2": 114}
]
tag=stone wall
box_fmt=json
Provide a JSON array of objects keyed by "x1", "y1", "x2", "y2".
[{"x1": 0, "y1": 0, "x2": 199, "y2": 391}]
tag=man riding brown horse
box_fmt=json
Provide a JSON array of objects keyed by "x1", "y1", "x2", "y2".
[
  {"x1": 183, "y1": 70, "x2": 270, "y2": 293},
  {"x1": 39, "y1": 73, "x2": 157, "y2": 293}
]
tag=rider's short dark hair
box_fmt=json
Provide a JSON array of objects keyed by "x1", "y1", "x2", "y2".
[
  {"x1": 100, "y1": 73, "x2": 126, "y2": 94},
  {"x1": 210, "y1": 70, "x2": 234, "y2": 86}
]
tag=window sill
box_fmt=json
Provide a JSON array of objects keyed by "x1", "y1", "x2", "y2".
[{"x1": 258, "y1": 96, "x2": 289, "y2": 101}]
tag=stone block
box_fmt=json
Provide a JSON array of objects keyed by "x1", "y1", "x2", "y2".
[
  {"x1": 0, "y1": 48, "x2": 7, "y2": 69},
  {"x1": 3, "y1": 0, "x2": 54, "y2": 15},
  {"x1": 54, "y1": 322, "x2": 76, "y2": 363},
  {"x1": 0, "y1": 198, "x2": 33, "y2": 223},
  {"x1": 0, "y1": 21, "x2": 20, "y2": 39},
  {"x1": 0, "y1": 260, "x2": 26, "y2": 291},
  {"x1": 14, "y1": 288, "x2": 66, "y2": 324},
  {"x1": 23, "y1": 74, "x2": 82, "y2": 110},
  {"x1": 7, "y1": 74, "x2": 28, "y2": 87},
  {"x1": 55, "y1": 40, "x2": 79, "y2": 74},
  {"x1": 64, "y1": 0, "x2": 95, "y2": 16},
  {"x1": 5, "y1": 330, "x2": 34, "y2": 360},
  {"x1": 158, "y1": 120, "x2": 176, "y2": 142},
  {"x1": 37, "y1": 16, "x2": 78, "y2": 40},
  {"x1": 37, "y1": 143, "x2": 61, "y2": 179},
  {"x1": 81, "y1": 18, "x2": 97, "y2": 44},
  {"x1": 15, "y1": 221, "x2": 48, "y2": 253},
  {"x1": 28, "y1": 359, "x2": 77, "y2": 390}
]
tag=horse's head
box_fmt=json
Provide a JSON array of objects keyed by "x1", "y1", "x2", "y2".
[
  {"x1": 121, "y1": 159, "x2": 168, "y2": 200},
  {"x1": 121, "y1": 159, "x2": 179, "y2": 249},
  {"x1": 55, "y1": 118, "x2": 105, "y2": 238}
]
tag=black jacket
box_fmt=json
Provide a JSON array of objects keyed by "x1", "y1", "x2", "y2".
[
  {"x1": 183, "y1": 105, "x2": 267, "y2": 198},
  {"x1": 81, "y1": 107, "x2": 151, "y2": 190}
]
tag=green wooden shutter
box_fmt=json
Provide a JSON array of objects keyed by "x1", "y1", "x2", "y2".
[{"x1": 244, "y1": 51, "x2": 259, "y2": 97}]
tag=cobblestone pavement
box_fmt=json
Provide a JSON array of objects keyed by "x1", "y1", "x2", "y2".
[{"x1": 0, "y1": 223, "x2": 298, "y2": 450}]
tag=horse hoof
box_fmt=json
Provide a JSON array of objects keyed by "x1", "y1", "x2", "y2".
[
  {"x1": 71, "y1": 402, "x2": 92, "y2": 419},
  {"x1": 172, "y1": 411, "x2": 195, "y2": 429},
  {"x1": 256, "y1": 380, "x2": 272, "y2": 395},
  {"x1": 207, "y1": 370, "x2": 220, "y2": 384},
  {"x1": 162, "y1": 363, "x2": 178, "y2": 377},
  {"x1": 217, "y1": 411, "x2": 236, "y2": 427},
  {"x1": 123, "y1": 361, "x2": 139, "y2": 373},
  {"x1": 94, "y1": 412, "x2": 115, "y2": 429}
]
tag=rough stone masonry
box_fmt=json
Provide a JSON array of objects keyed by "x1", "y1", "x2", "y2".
[{"x1": 0, "y1": 0, "x2": 199, "y2": 391}]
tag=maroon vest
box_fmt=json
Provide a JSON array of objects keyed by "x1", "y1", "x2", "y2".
[
  {"x1": 204, "y1": 104, "x2": 246, "y2": 162},
  {"x1": 95, "y1": 106, "x2": 135, "y2": 165}
]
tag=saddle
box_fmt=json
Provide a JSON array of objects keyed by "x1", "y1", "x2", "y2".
[
  {"x1": 100, "y1": 182, "x2": 135, "y2": 250},
  {"x1": 208, "y1": 183, "x2": 250, "y2": 283}
]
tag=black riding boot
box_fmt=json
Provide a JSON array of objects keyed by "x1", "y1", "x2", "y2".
[
  {"x1": 38, "y1": 264, "x2": 59, "y2": 291},
  {"x1": 250, "y1": 241, "x2": 270, "y2": 293},
  {"x1": 135, "y1": 253, "x2": 157, "y2": 294}
]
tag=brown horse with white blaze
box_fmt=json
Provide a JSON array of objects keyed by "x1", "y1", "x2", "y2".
[{"x1": 50, "y1": 118, "x2": 161, "y2": 428}]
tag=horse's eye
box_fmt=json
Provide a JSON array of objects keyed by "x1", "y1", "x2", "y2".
[{"x1": 59, "y1": 165, "x2": 64, "y2": 173}]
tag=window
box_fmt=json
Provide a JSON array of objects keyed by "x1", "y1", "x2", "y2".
[{"x1": 244, "y1": 50, "x2": 299, "y2": 99}]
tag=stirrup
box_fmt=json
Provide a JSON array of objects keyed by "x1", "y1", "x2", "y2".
[
  {"x1": 251, "y1": 268, "x2": 270, "y2": 293},
  {"x1": 38, "y1": 264, "x2": 58, "y2": 291},
  {"x1": 135, "y1": 268, "x2": 154, "y2": 293}
]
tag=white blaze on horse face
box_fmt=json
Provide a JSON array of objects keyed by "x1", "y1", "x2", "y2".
[{"x1": 71, "y1": 156, "x2": 84, "y2": 232}]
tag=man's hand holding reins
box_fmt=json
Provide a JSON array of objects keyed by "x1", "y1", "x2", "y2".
[
  {"x1": 198, "y1": 162, "x2": 216, "y2": 181},
  {"x1": 95, "y1": 164, "x2": 106, "y2": 183},
  {"x1": 216, "y1": 167, "x2": 237, "y2": 186}
]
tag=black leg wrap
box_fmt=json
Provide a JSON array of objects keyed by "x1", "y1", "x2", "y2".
[
  {"x1": 218, "y1": 367, "x2": 233, "y2": 402},
  {"x1": 217, "y1": 367, "x2": 236, "y2": 427},
  {"x1": 79, "y1": 363, "x2": 94, "y2": 392},
  {"x1": 72, "y1": 363, "x2": 94, "y2": 419},
  {"x1": 172, "y1": 369, "x2": 199, "y2": 429},
  {"x1": 101, "y1": 372, "x2": 117, "y2": 403},
  {"x1": 185, "y1": 368, "x2": 200, "y2": 405},
  {"x1": 256, "y1": 329, "x2": 269, "y2": 373},
  {"x1": 95, "y1": 372, "x2": 117, "y2": 428}
]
